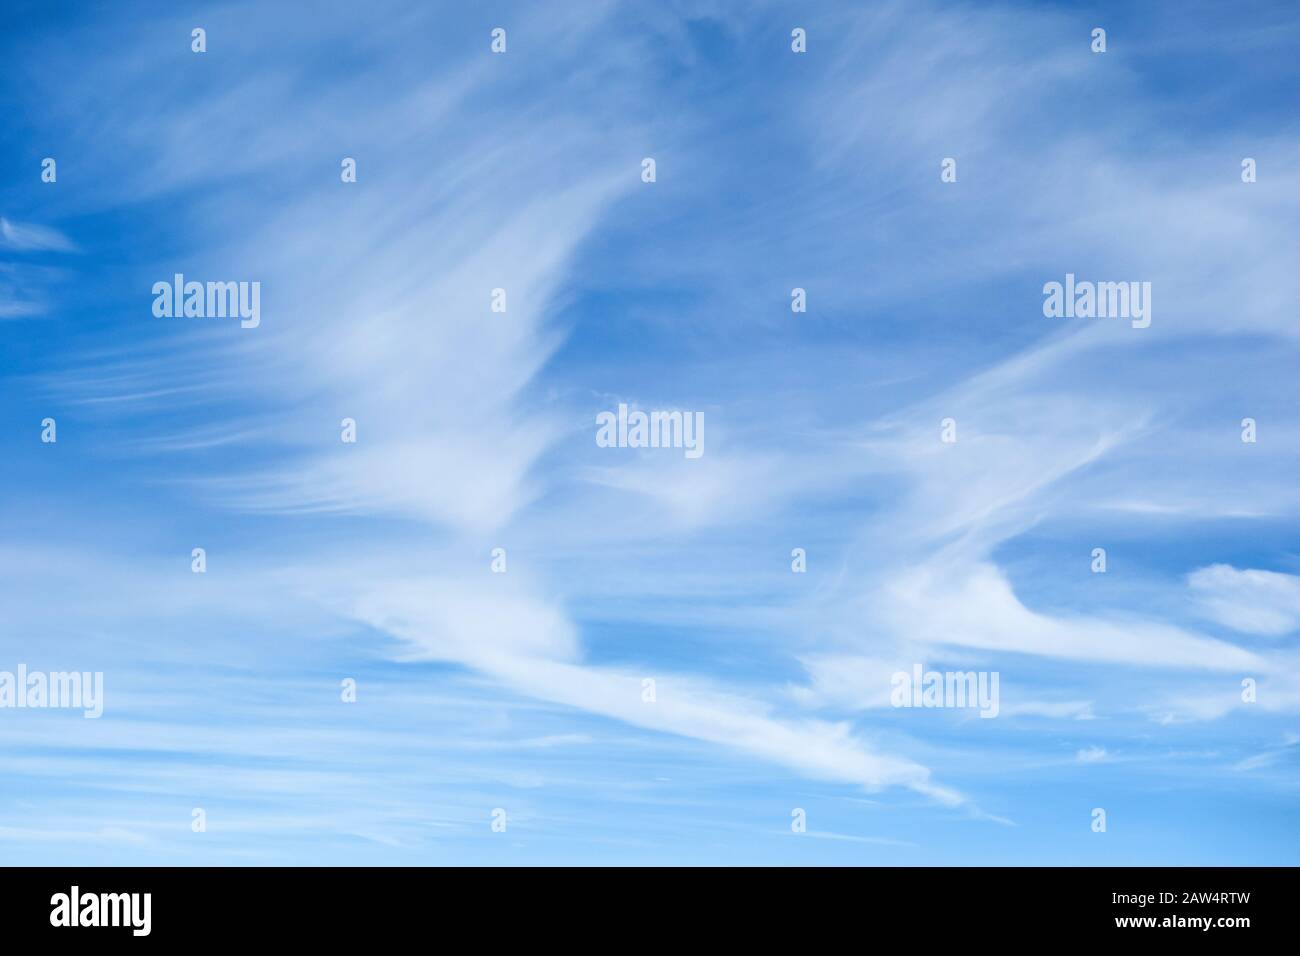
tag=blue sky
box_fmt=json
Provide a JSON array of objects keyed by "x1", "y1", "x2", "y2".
[{"x1": 1, "y1": 0, "x2": 1298, "y2": 865}]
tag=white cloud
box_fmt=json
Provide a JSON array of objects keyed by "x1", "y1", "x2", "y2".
[
  {"x1": 335, "y1": 572, "x2": 964, "y2": 806},
  {"x1": 0, "y1": 216, "x2": 75, "y2": 252},
  {"x1": 1232, "y1": 752, "x2": 1279, "y2": 772},
  {"x1": 883, "y1": 561, "x2": 1264, "y2": 672},
  {"x1": 1188, "y1": 564, "x2": 1300, "y2": 636}
]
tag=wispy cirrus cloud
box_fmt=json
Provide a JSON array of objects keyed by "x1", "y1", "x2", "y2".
[
  {"x1": 3, "y1": 0, "x2": 1300, "y2": 864},
  {"x1": 1189, "y1": 564, "x2": 1300, "y2": 637},
  {"x1": 0, "y1": 216, "x2": 75, "y2": 253}
]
